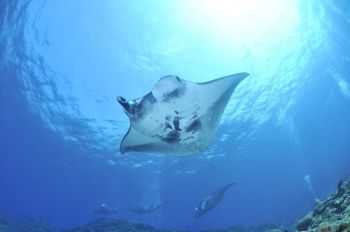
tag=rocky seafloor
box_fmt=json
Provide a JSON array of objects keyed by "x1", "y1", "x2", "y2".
[
  {"x1": 296, "y1": 179, "x2": 350, "y2": 232},
  {"x1": 1, "y1": 179, "x2": 349, "y2": 232},
  {"x1": 0, "y1": 216, "x2": 55, "y2": 232},
  {"x1": 62, "y1": 219, "x2": 280, "y2": 232}
]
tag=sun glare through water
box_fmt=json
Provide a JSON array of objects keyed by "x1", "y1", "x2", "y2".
[{"x1": 179, "y1": 0, "x2": 300, "y2": 52}]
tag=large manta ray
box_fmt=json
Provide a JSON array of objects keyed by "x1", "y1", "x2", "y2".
[{"x1": 117, "y1": 72, "x2": 248, "y2": 155}]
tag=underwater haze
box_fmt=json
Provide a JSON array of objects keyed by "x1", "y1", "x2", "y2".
[{"x1": 1, "y1": 0, "x2": 350, "y2": 231}]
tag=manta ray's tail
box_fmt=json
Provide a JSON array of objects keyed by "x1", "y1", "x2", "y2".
[{"x1": 222, "y1": 182, "x2": 237, "y2": 193}]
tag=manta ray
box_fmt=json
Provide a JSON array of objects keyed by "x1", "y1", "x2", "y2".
[
  {"x1": 195, "y1": 182, "x2": 236, "y2": 217},
  {"x1": 128, "y1": 202, "x2": 167, "y2": 214},
  {"x1": 118, "y1": 72, "x2": 248, "y2": 155},
  {"x1": 94, "y1": 203, "x2": 117, "y2": 216}
]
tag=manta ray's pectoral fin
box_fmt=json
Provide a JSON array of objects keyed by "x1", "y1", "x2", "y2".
[{"x1": 120, "y1": 126, "x2": 159, "y2": 154}]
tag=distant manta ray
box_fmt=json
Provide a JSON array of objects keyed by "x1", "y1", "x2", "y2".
[
  {"x1": 118, "y1": 72, "x2": 248, "y2": 155},
  {"x1": 128, "y1": 202, "x2": 168, "y2": 214},
  {"x1": 195, "y1": 182, "x2": 236, "y2": 217},
  {"x1": 94, "y1": 203, "x2": 117, "y2": 216}
]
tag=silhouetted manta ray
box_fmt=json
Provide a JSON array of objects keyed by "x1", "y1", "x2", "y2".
[
  {"x1": 128, "y1": 202, "x2": 167, "y2": 214},
  {"x1": 195, "y1": 182, "x2": 236, "y2": 217},
  {"x1": 118, "y1": 72, "x2": 248, "y2": 155},
  {"x1": 94, "y1": 203, "x2": 117, "y2": 216}
]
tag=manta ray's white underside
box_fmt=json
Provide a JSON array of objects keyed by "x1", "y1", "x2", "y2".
[{"x1": 117, "y1": 72, "x2": 248, "y2": 156}]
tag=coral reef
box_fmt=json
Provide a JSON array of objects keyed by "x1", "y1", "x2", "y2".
[{"x1": 296, "y1": 179, "x2": 350, "y2": 232}]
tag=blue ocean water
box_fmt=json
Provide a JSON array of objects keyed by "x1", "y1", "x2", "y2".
[{"x1": 0, "y1": 0, "x2": 350, "y2": 230}]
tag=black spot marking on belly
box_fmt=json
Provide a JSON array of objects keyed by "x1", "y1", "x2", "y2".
[
  {"x1": 173, "y1": 116, "x2": 181, "y2": 131},
  {"x1": 186, "y1": 119, "x2": 202, "y2": 133},
  {"x1": 164, "y1": 122, "x2": 173, "y2": 130},
  {"x1": 162, "y1": 130, "x2": 180, "y2": 144}
]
